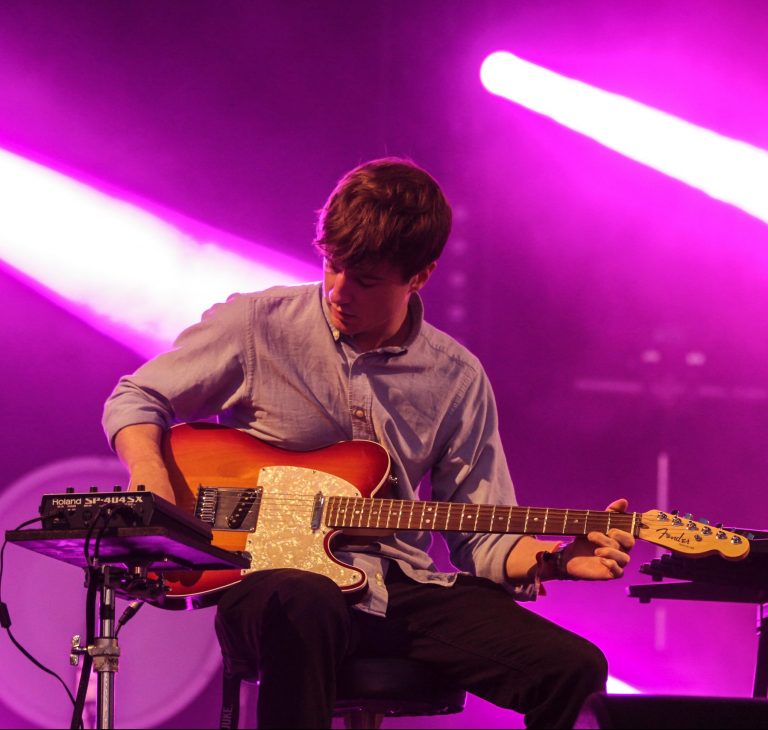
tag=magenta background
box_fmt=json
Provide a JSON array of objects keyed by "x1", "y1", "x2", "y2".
[{"x1": 1, "y1": 1, "x2": 767, "y2": 727}]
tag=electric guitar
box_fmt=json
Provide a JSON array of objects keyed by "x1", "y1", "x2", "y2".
[{"x1": 157, "y1": 422, "x2": 750, "y2": 609}]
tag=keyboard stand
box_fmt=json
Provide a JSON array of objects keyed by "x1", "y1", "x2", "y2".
[{"x1": 6, "y1": 526, "x2": 250, "y2": 730}]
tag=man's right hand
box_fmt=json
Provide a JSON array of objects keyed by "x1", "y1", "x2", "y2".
[
  {"x1": 128, "y1": 460, "x2": 177, "y2": 504},
  {"x1": 114, "y1": 424, "x2": 177, "y2": 505}
]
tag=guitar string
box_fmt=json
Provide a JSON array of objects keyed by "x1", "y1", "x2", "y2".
[
  {"x1": 216, "y1": 493, "x2": 634, "y2": 516},
  {"x1": 214, "y1": 498, "x2": 636, "y2": 526},
  {"x1": 210, "y1": 493, "x2": 635, "y2": 518},
  {"x1": 205, "y1": 494, "x2": 638, "y2": 530}
]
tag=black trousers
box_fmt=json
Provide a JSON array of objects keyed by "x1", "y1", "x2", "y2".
[{"x1": 215, "y1": 564, "x2": 607, "y2": 729}]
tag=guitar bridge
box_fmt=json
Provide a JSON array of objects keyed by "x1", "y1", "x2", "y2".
[{"x1": 195, "y1": 486, "x2": 263, "y2": 531}]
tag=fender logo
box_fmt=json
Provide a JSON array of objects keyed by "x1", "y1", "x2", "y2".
[{"x1": 655, "y1": 527, "x2": 694, "y2": 550}]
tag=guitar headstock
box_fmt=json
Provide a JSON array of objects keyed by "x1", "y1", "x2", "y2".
[{"x1": 638, "y1": 510, "x2": 750, "y2": 560}]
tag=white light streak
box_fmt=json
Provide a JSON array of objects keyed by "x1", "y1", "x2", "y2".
[
  {"x1": 607, "y1": 675, "x2": 642, "y2": 695},
  {"x1": 0, "y1": 148, "x2": 317, "y2": 356},
  {"x1": 480, "y1": 51, "x2": 768, "y2": 224}
]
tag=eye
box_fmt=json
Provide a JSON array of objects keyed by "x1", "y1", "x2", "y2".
[{"x1": 354, "y1": 276, "x2": 379, "y2": 288}]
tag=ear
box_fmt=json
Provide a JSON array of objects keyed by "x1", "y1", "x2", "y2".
[{"x1": 409, "y1": 261, "x2": 437, "y2": 292}]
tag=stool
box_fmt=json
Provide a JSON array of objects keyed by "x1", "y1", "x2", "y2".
[{"x1": 220, "y1": 655, "x2": 467, "y2": 729}]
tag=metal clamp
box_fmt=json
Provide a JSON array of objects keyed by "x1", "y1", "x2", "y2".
[{"x1": 69, "y1": 634, "x2": 120, "y2": 672}]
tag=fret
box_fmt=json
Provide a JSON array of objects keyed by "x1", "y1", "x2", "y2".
[
  {"x1": 562, "y1": 508, "x2": 569, "y2": 534},
  {"x1": 418, "y1": 503, "x2": 425, "y2": 529},
  {"x1": 543, "y1": 507, "x2": 549, "y2": 533},
  {"x1": 491, "y1": 505, "x2": 497, "y2": 532},
  {"x1": 353, "y1": 498, "x2": 362, "y2": 527},
  {"x1": 473, "y1": 504, "x2": 480, "y2": 531},
  {"x1": 334, "y1": 496, "x2": 342, "y2": 527},
  {"x1": 506, "y1": 507, "x2": 513, "y2": 533},
  {"x1": 385, "y1": 499, "x2": 395, "y2": 529},
  {"x1": 444, "y1": 503, "x2": 451, "y2": 530},
  {"x1": 460, "y1": 503, "x2": 467, "y2": 530},
  {"x1": 523, "y1": 507, "x2": 530, "y2": 533},
  {"x1": 423, "y1": 503, "x2": 434, "y2": 528},
  {"x1": 378, "y1": 499, "x2": 387, "y2": 529},
  {"x1": 574, "y1": 517, "x2": 587, "y2": 535}
]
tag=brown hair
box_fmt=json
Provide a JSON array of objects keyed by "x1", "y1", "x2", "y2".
[{"x1": 313, "y1": 157, "x2": 452, "y2": 280}]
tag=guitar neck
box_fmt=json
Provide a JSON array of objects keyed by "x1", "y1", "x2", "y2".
[{"x1": 325, "y1": 496, "x2": 638, "y2": 537}]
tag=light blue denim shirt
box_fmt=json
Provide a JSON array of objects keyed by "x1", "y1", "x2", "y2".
[{"x1": 103, "y1": 283, "x2": 534, "y2": 615}]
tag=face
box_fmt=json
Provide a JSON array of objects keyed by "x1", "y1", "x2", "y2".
[{"x1": 322, "y1": 258, "x2": 434, "y2": 350}]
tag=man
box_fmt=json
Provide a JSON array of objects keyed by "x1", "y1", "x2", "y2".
[{"x1": 103, "y1": 157, "x2": 634, "y2": 729}]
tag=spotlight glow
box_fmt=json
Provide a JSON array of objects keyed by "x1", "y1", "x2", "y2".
[
  {"x1": 480, "y1": 51, "x2": 768, "y2": 224},
  {"x1": 0, "y1": 147, "x2": 317, "y2": 356},
  {"x1": 607, "y1": 675, "x2": 642, "y2": 695}
]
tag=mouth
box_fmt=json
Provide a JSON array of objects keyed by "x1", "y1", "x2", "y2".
[{"x1": 330, "y1": 304, "x2": 355, "y2": 320}]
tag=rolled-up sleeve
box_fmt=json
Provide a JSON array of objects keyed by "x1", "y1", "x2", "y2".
[
  {"x1": 430, "y1": 366, "x2": 537, "y2": 599},
  {"x1": 102, "y1": 294, "x2": 250, "y2": 448}
]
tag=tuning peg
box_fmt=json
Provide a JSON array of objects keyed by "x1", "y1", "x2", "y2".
[
  {"x1": 671, "y1": 509, "x2": 679, "y2": 515},
  {"x1": 684, "y1": 513, "x2": 692, "y2": 519},
  {"x1": 699, "y1": 518, "x2": 710, "y2": 525},
  {"x1": 747, "y1": 532, "x2": 755, "y2": 540},
  {"x1": 716, "y1": 523, "x2": 723, "y2": 529}
]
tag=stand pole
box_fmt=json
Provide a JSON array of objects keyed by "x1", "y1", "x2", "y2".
[
  {"x1": 93, "y1": 566, "x2": 120, "y2": 730},
  {"x1": 755, "y1": 603, "x2": 768, "y2": 698}
]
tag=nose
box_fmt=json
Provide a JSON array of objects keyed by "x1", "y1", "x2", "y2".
[{"x1": 328, "y1": 270, "x2": 353, "y2": 305}]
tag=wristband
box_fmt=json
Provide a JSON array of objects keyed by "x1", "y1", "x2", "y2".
[{"x1": 543, "y1": 543, "x2": 573, "y2": 580}]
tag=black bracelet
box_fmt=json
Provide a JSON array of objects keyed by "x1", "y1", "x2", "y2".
[{"x1": 543, "y1": 545, "x2": 572, "y2": 580}]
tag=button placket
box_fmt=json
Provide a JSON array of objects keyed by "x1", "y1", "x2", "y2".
[{"x1": 347, "y1": 353, "x2": 375, "y2": 440}]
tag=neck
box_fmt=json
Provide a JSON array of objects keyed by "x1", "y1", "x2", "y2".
[{"x1": 356, "y1": 306, "x2": 412, "y2": 352}]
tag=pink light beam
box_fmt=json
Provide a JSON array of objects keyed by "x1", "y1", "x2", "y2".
[
  {"x1": 0, "y1": 147, "x2": 318, "y2": 357},
  {"x1": 480, "y1": 51, "x2": 768, "y2": 224}
]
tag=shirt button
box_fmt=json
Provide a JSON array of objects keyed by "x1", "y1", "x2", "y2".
[
  {"x1": 375, "y1": 572, "x2": 384, "y2": 585},
  {"x1": 353, "y1": 408, "x2": 366, "y2": 419}
]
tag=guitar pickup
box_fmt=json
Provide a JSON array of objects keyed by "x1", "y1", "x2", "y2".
[
  {"x1": 227, "y1": 489, "x2": 261, "y2": 529},
  {"x1": 195, "y1": 487, "x2": 263, "y2": 531}
]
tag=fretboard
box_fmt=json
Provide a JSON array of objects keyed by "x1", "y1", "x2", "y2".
[{"x1": 325, "y1": 496, "x2": 637, "y2": 536}]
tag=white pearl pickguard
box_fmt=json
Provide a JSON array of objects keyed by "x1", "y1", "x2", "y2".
[{"x1": 242, "y1": 465, "x2": 365, "y2": 590}]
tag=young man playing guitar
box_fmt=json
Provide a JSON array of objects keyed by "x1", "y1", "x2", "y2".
[{"x1": 103, "y1": 158, "x2": 634, "y2": 729}]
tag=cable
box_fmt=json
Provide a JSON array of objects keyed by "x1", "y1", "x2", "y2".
[
  {"x1": 73, "y1": 504, "x2": 123, "y2": 730},
  {"x1": 115, "y1": 600, "x2": 144, "y2": 638},
  {"x1": 83, "y1": 503, "x2": 111, "y2": 568},
  {"x1": 0, "y1": 517, "x2": 80, "y2": 718},
  {"x1": 69, "y1": 568, "x2": 97, "y2": 730}
]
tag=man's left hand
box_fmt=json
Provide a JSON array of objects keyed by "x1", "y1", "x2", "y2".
[{"x1": 560, "y1": 498, "x2": 635, "y2": 580}]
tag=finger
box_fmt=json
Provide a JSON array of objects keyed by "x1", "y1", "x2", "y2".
[
  {"x1": 587, "y1": 531, "x2": 621, "y2": 550},
  {"x1": 606, "y1": 498, "x2": 628, "y2": 513},
  {"x1": 595, "y1": 547, "x2": 631, "y2": 568},
  {"x1": 600, "y1": 557, "x2": 624, "y2": 579},
  {"x1": 607, "y1": 528, "x2": 635, "y2": 552}
]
